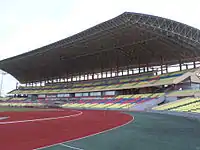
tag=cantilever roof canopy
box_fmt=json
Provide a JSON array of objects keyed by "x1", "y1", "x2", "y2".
[{"x1": 0, "y1": 12, "x2": 200, "y2": 83}]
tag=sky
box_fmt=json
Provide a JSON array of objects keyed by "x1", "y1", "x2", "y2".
[{"x1": 0, "y1": 0, "x2": 200, "y2": 96}]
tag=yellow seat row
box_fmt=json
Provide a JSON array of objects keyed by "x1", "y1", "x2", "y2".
[
  {"x1": 0, "y1": 103, "x2": 44, "y2": 107},
  {"x1": 171, "y1": 102, "x2": 200, "y2": 112},
  {"x1": 153, "y1": 97, "x2": 199, "y2": 110}
]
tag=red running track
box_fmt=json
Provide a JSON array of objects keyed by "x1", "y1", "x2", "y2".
[{"x1": 0, "y1": 109, "x2": 133, "y2": 150}]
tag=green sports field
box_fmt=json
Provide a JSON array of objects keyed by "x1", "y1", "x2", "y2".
[{"x1": 40, "y1": 112, "x2": 200, "y2": 150}]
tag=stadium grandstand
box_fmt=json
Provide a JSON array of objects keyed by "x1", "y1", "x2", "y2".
[{"x1": 0, "y1": 12, "x2": 200, "y2": 113}]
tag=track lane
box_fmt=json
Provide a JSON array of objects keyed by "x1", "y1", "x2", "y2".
[{"x1": 0, "y1": 109, "x2": 132, "y2": 150}]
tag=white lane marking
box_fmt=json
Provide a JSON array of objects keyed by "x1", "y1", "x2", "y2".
[
  {"x1": 0, "y1": 117, "x2": 9, "y2": 120},
  {"x1": 35, "y1": 113, "x2": 134, "y2": 150},
  {"x1": 59, "y1": 143, "x2": 84, "y2": 150},
  {"x1": 0, "y1": 110, "x2": 82, "y2": 125}
]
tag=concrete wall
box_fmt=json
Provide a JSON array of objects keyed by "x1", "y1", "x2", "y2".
[
  {"x1": 148, "y1": 110, "x2": 200, "y2": 120},
  {"x1": 130, "y1": 96, "x2": 165, "y2": 111},
  {"x1": 165, "y1": 96, "x2": 177, "y2": 103}
]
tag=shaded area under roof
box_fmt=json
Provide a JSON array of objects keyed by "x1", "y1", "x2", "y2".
[{"x1": 0, "y1": 12, "x2": 200, "y2": 83}]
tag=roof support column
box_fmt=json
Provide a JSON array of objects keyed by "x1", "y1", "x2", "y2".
[
  {"x1": 152, "y1": 67, "x2": 157, "y2": 75},
  {"x1": 160, "y1": 56, "x2": 164, "y2": 74},
  {"x1": 116, "y1": 51, "x2": 119, "y2": 77},
  {"x1": 66, "y1": 73, "x2": 69, "y2": 83},
  {"x1": 127, "y1": 66, "x2": 129, "y2": 75},
  {"x1": 193, "y1": 61, "x2": 196, "y2": 68},
  {"x1": 100, "y1": 59, "x2": 104, "y2": 79},
  {"x1": 146, "y1": 64, "x2": 149, "y2": 72},
  {"x1": 116, "y1": 67, "x2": 119, "y2": 76},
  {"x1": 161, "y1": 65, "x2": 163, "y2": 74},
  {"x1": 138, "y1": 64, "x2": 141, "y2": 74},
  {"x1": 84, "y1": 73, "x2": 86, "y2": 80},
  {"x1": 166, "y1": 64, "x2": 168, "y2": 73},
  {"x1": 110, "y1": 68, "x2": 113, "y2": 77},
  {"x1": 92, "y1": 72, "x2": 94, "y2": 80},
  {"x1": 71, "y1": 75, "x2": 73, "y2": 82},
  {"x1": 79, "y1": 73, "x2": 81, "y2": 81},
  {"x1": 143, "y1": 67, "x2": 145, "y2": 73},
  {"x1": 179, "y1": 60, "x2": 182, "y2": 71},
  {"x1": 186, "y1": 64, "x2": 188, "y2": 70},
  {"x1": 132, "y1": 69, "x2": 134, "y2": 75},
  {"x1": 101, "y1": 70, "x2": 103, "y2": 79}
]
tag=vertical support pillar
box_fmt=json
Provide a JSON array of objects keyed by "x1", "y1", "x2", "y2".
[
  {"x1": 116, "y1": 51, "x2": 119, "y2": 77},
  {"x1": 193, "y1": 61, "x2": 196, "y2": 68},
  {"x1": 179, "y1": 60, "x2": 182, "y2": 71},
  {"x1": 79, "y1": 73, "x2": 81, "y2": 81},
  {"x1": 66, "y1": 73, "x2": 69, "y2": 83},
  {"x1": 143, "y1": 67, "x2": 145, "y2": 72},
  {"x1": 127, "y1": 66, "x2": 129, "y2": 75},
  {"x1": 101, "y1": 70, "x2": 103, "y2": 78},
  {"x1": 139, "y1": 64, "x2": 141, "y2": 74},
  {"x1": 146, "y1": 64, "x2": 149, "y2": 72},
  {"x1": 116, "y1": 67, "x2": 119, "y2": 76},
  {"x1": 101, "y1": 54, "x2": 104, "y2": 79},
  {"x1": 161, "y1": 65, "x2": 163, "y2": 74},
  {"x1": 138, "y1": 57, "x2": 141, "y2": 74},
  {"x1": 92, "y1": 72, "x2": 94, "y2": 80},
  {"x1": 186, "y1": 64, "x2": 188, "y2": 70},
  {"x1": 71, "y1": 74, "x2": 73, "y2": 82},
  {"x1": 160, "y1": 56, "x2": 164, "y2": 74},
  {"x1": 166, "y1": 64, "x2": 168, "y2": 73}
]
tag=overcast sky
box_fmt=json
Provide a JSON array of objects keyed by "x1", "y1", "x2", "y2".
[{"x1": 0, "y1": 0, "x2": 200, "y2": 96}]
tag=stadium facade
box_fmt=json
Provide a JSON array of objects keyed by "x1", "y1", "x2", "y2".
[{"x1": 0, "y1": 12, "x2": 200, "y2": 111}]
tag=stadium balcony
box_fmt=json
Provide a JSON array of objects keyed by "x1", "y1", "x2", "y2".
[
  {"x1": 9, "y1": 70, "x2": 188, "y2": 95},
  {"x1": 0, "y1": 97, "x2": 11, "y2": 101},
  {"x1": 9, "y1": 97, "x2": 27, "y2": 101},
  {"x1": 0, "y1": 97, "x2": 47, "y2": 108},
  {"x1": 0, "y1": 101, "x2": 45, "y2": 107}
]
